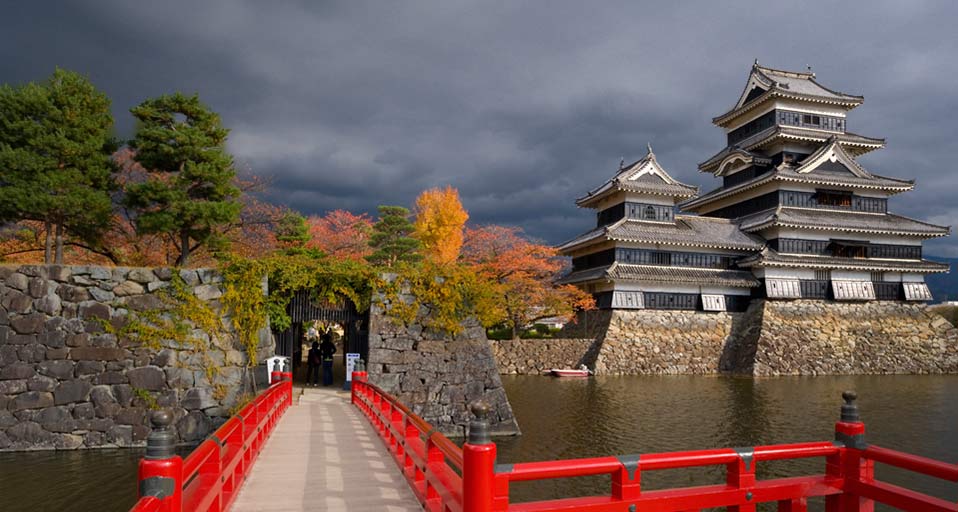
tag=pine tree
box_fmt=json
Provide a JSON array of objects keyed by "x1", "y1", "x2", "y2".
[
  {"x1": 366, "y1": 205, "x2": 422, "y2": 268},
  {"x1": 0, "y1": 68, "x2": 116, "y2": 263},
  {"x1": 275, "y1": 211, "x2": 310, "y2": 251},
  {"x1": 126, "y1": 93, "x2": 241, "y2": 266}
]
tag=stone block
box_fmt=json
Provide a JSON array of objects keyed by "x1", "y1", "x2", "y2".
[
  {"x1": 54, "y1": 433, "x2": 84, "y2": 449},
  {"x1": 57, "y1": 284, "x2": 91, "y2": 303},
  {"x1": 181, "y1": 387, "x2": 216, "y2": 410},
  {"x1": 88, "y1": 287, "x2": 115, "y2": 302},
  {"x1": 0, "y1": 345, "x2": 17, "y2": 367},
  {"x1": 69, "y1": 347, "x2": 127, "y2": 361},
  {"x1": 127, "y1": 366, "x2": 166, "y2": 391},
  {"x1": 11, "y1": 313, "x2": 46, "y2": 334},
  {"x1": 6, "y1": 421, "x2": 52, "y2": 445},
  {"x1": 147, "y1": 281, "x2": 169, "y2": 292},
  {"x1": 79, "y1": 301, "x2": 111, "y2": 320},
  {"x1": 9, "y1": 333, "x2": 36, "y2": 345},
  {"x1": 113, "y1": 280, "x2": 144, "y2": 297},
  {"x1": 0, "y1": 410, "x2": 16, "y2": 428},
  {"x1": 35, "y1": 294, "x2": 62, "y2": 315},
  {"x1": 1, "y1": 362, "x2": 36, "y2": 380},
  {"x1": 151, "y1": 349, "x2": 176, "y2": 367},
  {"x1": 37, "y1": 406, "x2": 77, "y2": 432},
  {"x1": 48, "y1": 266, "x2": 72, "y2": 282},
  {"x1": 113, "y1": 384, "x2": 134, "y2": 406},
  {"x1": 193, "y1": 284, "x2": 223, "y2": 301},
  {"x1": 154, "y1": 267, "x2": 173, "y2": 281},
  {"x1": 27, "y1": 277, "x2": 52, "y2": 299},
  {"x1": 66, "y1": 333, "x2": 89, "y2": 347},
  {"x1": 6, "y1": 272, "x2": 29, "y2": 291},
  {"x1": 89, "y1": 266, "x2": 112, "y2": 280},
  {"x1": 79, "y1": 418, "x2": 113, "y2": 432},
  {"x1": 1, "y1": 289, "x2": 32, "y2": 314},
  {"x1": 47, "y1": 346, "x2": 76, "y2": 362},
  {"x1": 73, "y1": 402, "x2": 95, "y2": 420},
  {"x1": 179, "y1": 269, "x2": 200, "y2": 286},
  {"x1": 75, "y1": 360, "x2": 105, "y2": 376},
  {"x1": 127, "y1": 268, "x2": 157, "y2": 284},
  {"x1": 17, "y1": 343, "x2": 46, "y2": 363},
  {"x1": 165, "y1": 367, "x2": 194, "y2": 389},
  {"x1": 107, "y1": 424, "x2": 133, "y2": 446},
  {"x1": 27, "y1": 375, "x2": 57, "y2": 392},
  {"x1": 115, "y1": 407, "x2": 147, "y2": 426},
  {"x1": 38, "y1": 360, "x2": 75, "y2": 379},
  {"x1": 10, "y1": 391, "x2": 54, "y2": 411},
  {"x1": 121, "y1": 294, "x2": 165, "y2": 311},
  {"x1": 39, "y1": 330, "x2": 66, "y2": 348},
  {"x1": 54, "y1": 379, "x2": 93, "y2": 405},
  {"x1": 0, "y1": 378, "x2": 28, "y2": 394}
]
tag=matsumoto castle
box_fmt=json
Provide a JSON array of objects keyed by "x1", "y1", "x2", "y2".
[{"x1": 559, "y1": 62, "x2": 950, "y2": 312}]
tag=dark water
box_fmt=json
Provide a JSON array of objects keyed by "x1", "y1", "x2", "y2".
[
  {"x1": 0, "y1": 375, "x2": 955, "y2": 511},
  {"x1": 496, "y1": 374, "x2": 958, "y2": 508}
]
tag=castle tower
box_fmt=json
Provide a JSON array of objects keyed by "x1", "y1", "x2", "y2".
[
  {"x1": 681, "y1": 62, "x2": 949, "y2": 301},
  {"x1": 557, "y1": 146, "x2": 762, "y2": 311}
]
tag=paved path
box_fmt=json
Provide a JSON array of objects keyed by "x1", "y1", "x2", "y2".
[{"x1": 232, "y1": 386, "x2": 422, "y2": 511}]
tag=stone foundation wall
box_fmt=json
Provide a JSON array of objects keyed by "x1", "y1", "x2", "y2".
[
  {"x1": 489, "y1": 339, "x2": 596, "y2": 374},
  {"x1": 738, "y1": 300, "x2": 958, "y2": 375},
  {"x1": 498, "y1": 301, "x2": 958, "y2": 376},
  {"x1": 366, "y1": 301, "x2": 519, "y2": 436},
  {"x1": 0, "y1": 265, "x2": 272, "y2": 451},
  {"x1": 594, "y1": 309, "x2": 742, "y2": 375}
]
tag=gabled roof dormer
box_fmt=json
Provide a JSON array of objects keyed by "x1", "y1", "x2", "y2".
[
  {"x1": 714, "y1": 61, "x2": 865, "y2": 128},
  {"x1": 576, "y1": 144, "x2": 698, "y2": 208},
  {"x1": 793, "y1": 137, "x2": 871, "y2": 178}
]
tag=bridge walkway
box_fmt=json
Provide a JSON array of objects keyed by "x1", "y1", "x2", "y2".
[{"x1": 231, "y1": 386, "x2": 421, "y2": 511}]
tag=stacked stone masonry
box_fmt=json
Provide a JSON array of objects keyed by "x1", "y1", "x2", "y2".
[
  {"x1": 366, "y1": 299, "x2": 519, "y2": 437},
  {"x1": 0, "y1": 265, "x2": 272, "y2": 451},
  {"x1": 492, "y1": 301, "x2": 957, "y2": 376}
]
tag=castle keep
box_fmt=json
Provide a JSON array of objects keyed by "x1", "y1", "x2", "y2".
[{"x1": 560, "y1": 62, "x2": 949, "y2": 310}]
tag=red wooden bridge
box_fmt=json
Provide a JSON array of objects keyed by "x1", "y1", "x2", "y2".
[{"x1": 130, "y1": 367, "x2": 957, "y2": 512}]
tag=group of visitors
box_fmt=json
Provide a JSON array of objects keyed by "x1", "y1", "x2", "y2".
[{"x1": 306, "y1": 333, "x2": 337, "y2": 386}]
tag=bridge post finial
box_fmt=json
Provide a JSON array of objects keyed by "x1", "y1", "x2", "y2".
[
  {"x1": 355, "y1": 359, "x2": 365, "y2": 372},
  {"x1": 841, "y1": 390, "x2": 860, "y2": 423},
  {"x1": 146, "y1": 409, "x2": 175, "y2": 460},
  {"x1": 468, "y1": 401, "x2": 493, "y2": 445}
]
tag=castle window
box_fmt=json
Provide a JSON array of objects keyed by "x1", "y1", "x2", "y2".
[
  {"x1": 870, "y1": 272, "x2": 885, "y2": 282},
  {"x1": 816, "y1": 190, "x2": 853, "y2": 207},
  {"x1": 815, "y1": 270, "x2": 831, "y2": 281},
  {"x1": 644, "y1": 206, "x2": 656, "y2": 220}
]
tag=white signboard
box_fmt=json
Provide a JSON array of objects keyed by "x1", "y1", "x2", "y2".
[{"x1": 345, "y1": 353, "x2": 361, "y2": 381}]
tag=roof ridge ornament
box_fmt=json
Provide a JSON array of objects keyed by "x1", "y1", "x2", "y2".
[
  {"x1": 647, "y1": 142, "x2": 654, "y2": 157},
  {"x1": 619, "y1": 157, "x2": 625, "y2": 171}
]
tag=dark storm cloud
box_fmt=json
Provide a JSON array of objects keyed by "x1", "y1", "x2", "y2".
[{"x1": 3, "y1": 1, "x2": 957, "y2": 253}]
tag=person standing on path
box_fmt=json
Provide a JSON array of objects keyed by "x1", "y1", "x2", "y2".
[
  {"x1": 320, "y1": 333, "x2": 337, "y2": 386},
  {"x1": 306, "y1": 341, "x2": 322, "y2": 386}
]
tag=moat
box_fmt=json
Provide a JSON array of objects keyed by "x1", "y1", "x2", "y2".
[{"x1": 1, "y1": 374, "x2": 956, "y2": 511}]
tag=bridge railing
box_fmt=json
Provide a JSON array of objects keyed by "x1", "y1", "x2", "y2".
[
  {"x1": 129, "y1": 368, "x2": 293, "y2": 512},
  {"x1": 352, "y1": 371, "x2": 958, "y2": 512}
]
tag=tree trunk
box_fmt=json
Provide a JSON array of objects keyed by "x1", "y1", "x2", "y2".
[
  {"x1": 54, "y1": 223, "x2": 64, "y2": 264},
  {"x1": 176, "y1": 230, "x2": 190, "y2": 266},
  {"x1": 44, "y1": 221, "x2": 52, "y2": 264}
]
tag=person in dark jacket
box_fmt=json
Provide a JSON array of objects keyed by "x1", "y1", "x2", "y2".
[
  {"x1": 306, "y1": 341, "x2": 321, "y2": 386},
  {"x1": 319, "y1": 334, "x2": 337, "y2": 386}
]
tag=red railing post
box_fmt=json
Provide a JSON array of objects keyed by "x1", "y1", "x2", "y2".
[
  {"x1": 727, "y1": 447, "x2": 757, "y2": 512},
  {"x1": 137, "y1": 410, "x2": 183, "y2": 512},
  {"x1": 463, "y1": 401, "x2": 496, "y2": 512},
  {"x1": 831, "y1": 391, "x2": 874, "y2": 512},
  {"x1": 612, "y1": 454, "x2": 640, "y2": 503},
  {"x1": 351, "y1": 360, "x2": 366, "y2": 405}
]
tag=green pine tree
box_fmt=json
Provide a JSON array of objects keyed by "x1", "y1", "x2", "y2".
[
  {"x1": 126, "y1": 93, "x2": 241, "y2": 266},
  {"x1": 366, "y1": 205, "x2": 422, "y2": 268},
  {"x1": 275, "y1": 211, "x2": 310, "y2": 252},
  {"x1": 0, "y1": 68, "x2": 117, "y2": 263}
]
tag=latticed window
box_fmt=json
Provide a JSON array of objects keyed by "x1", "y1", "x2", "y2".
[
  {"x1": 644, "y1": 206, "x2": 656, "y2": 220},
  {"x1": 815, "y1": 270, "x2": 831, "y2": 281}
]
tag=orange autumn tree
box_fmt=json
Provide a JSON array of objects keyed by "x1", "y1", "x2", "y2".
[
  {"x1": 413, "y1": 186, "x2": 469, "y2": 264},
  {"x1": 462, "y1": 225, "x2": 595, "y2": 339},
  {"x1": 306, "y1": 209, "x2": 374, "y2": 261}
]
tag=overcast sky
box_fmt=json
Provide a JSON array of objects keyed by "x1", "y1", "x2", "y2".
[{"x1": 3, "y1": 1, "x2": 957, "y2": 255}]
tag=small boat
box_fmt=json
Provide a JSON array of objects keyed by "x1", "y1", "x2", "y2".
[{"x1": 549, "y1": 366, "x2": 592, "y2": 378}]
